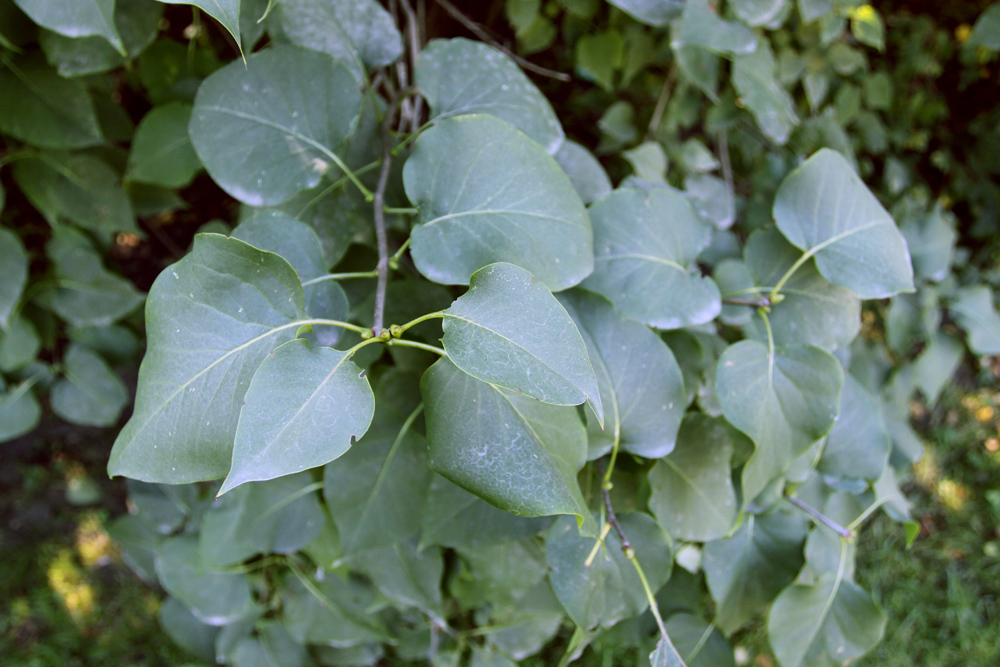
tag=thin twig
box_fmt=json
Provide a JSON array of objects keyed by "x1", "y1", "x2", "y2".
[
  {"x1": 432, "y1": 0, "x2": 571, "y2": 81},
  {"x1": 399, "y1": 0, "x2": 425, "y2": 134},
  {"x1": 646, "y1": 65, "x2": 677, "y2": 140},
  {"x1": 785, "y1": 494, "x2": 853, "y2": 539},
  {"x1": 371, "y1": 89, "x2": 415, "y2": 335},
  {"x1": 722, "y1": 296, "x2": 772, "y2": 308}
]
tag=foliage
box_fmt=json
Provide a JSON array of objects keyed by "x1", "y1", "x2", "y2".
[{"x1": 1, "y1": 1, "x2": 999, "y2": 667}]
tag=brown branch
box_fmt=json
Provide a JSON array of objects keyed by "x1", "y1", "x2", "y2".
[
  {"x1": 399, "y1": 0, "x2": 425, "y2": 134},
  {"x1": 432, "y1": 0, "x2": 571, "y2": 81},
  {"x1": 371, "y1": 89, "x2": 414, "y2": 335},
  {"x1": 722, "y1": 296, "x2": 772, "y2": 308}
]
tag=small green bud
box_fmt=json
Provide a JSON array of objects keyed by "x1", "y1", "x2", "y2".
[
  {"x1": 361, "y1": 329, "x2": 374, "y2": 340},
  {"x1": 379, "y1": 328, "x2": 392, "y2": 341},
  {"x1": 622, "y1": 545, "x2": 635, "y2": 559},
  {"x1": 389, "y1": 324, "x2": 403, "y2": 338},
  {"x1": 771, "y1": 293, "x2": 785, "y2": 304}
]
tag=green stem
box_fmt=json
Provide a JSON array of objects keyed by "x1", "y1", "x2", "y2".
[
  {"x1": 583, "y1": 521, "x2": 612, "y2": 569},
  {"x1": 253, "y1": 481, "x2": 324, "y2": 524},
  {"x1": 384, "y1": 206, "x2": 419, "y2": 215},
  {"x1": 629, "y1": 556, "x2": 669, "y2": 641},
  {"x1": 388, "y1": 339, "x2": 446, "y2": 356},
  {"x1": 601, "y1": 395, "x2": 622, "y2": 489},
  {"x1": 395, "y1": 311, "x2": 445, "y2": 336},
  {"x1": 847, "y1": 498, "x2": 889, "y2": 532},
  {"x1": 769, "y1": 251, "x2": 813, "y2": 301},
  {"x1": 785, "y1": 494, "x2": 853, "y2": 539},
  {"x1": 297, "y1": 318, "x2": 369, "y2": 335},
  {"x1": 759, "y1": 307, "x2": 775, "y2": 359},
  {"x1": 392, "y1": 120, "x2": 435, "y2": 156},
  {"x1": 0, "y1": 150, "x2": 33, "y2": 169},
  {"x1": 300, "y1": 271, "x2": 379, "y2": 286},
  {"x1": 389, "y1": 237, "x2": 412, "y2": 269}
]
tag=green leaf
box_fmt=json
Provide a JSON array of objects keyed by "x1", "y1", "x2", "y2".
[
  {"x1": 0, "y1": 315, "x2": 38, "y2": 374},
  {"x1": 155, "y1": 535, "x2": 254, "y2": 626},
  {"x1": 421, "y1": 357, "x2": 595, "y2": 533},
  {"x1": 14, "y1": 153, "x2": 138, "y2": 235},
  {"x1": 575, "y1": 29, "x2": 624, "y2": 92},
  {"x1": 484, "y1": 583, "x2": 564, "y2": 660},
  {"x1": 39, "y1": 0, "x2": 161, "y2": 77},
  {"x1": 189, "y1": 46, "x2": 361, "y2": 206},
  {"x1": 420, "y1": 474, "x2": 554, "y2": 549},
  {"x1": 773, "y1": 149, "x2": 914, "y2": 299},
  {"x1": 231, "y1": 211, "x2": 349, "y2": 346},
  {"x1": 768, "y1": 570, "x2": 886, "y2": 667},
  {"x1": 900, "y1": 206, "x2": 956, "y2": 282},
  {"x1": 797, "y1": 0, "x2": 831, "y2": 22},
  {"x1": 949, "y1": 286, "x2": 1000, "y2": 355},
  {"x1": 546, "y1": 512, "x2": 672, "y2": 631},
  {"x1": 282, "y1": 571, "x2": 390, "y2": 646},
  {"x1": 671, "y1": 0, "x2": 757, "y2": 56},
  {"x1": 850, "y1": 5, "x2": 884, "y2": 51},
  {"x1": 665, "y1": 613, "x2": 735, "y2": 667},
  {"x1": 0, "y1": 54, "x2": 103, "y2": 148},
  {"x1": 108, "y1": 234, "x2": 307, "y2": 483},
  {"x1": 442, "y1": 263, "x2": 603, "y2": 421},
  {"x1": 13, "y1": 0, "x2": 124, "y2": 53},
  {"x1": 713, "y1": 260, "x2": 754, "y2": 326},
  {"x1": 46, "y1": 226, "x2": 145, "y2": 326},
  {"x1": 158, "y1": 597, "x2": 219, "y2": 664},
  {"x1": 703, "y1": 509, "x2": 808, "y2": 634},
  {"x1": 685, "y1": 174, "x2": 734, "y2": 229},
  {"x1": 222, "y1": 337, "x2": 373, "y2": 494},
  {"x1": 0, "y1": 229, "x2": 29, "y2": 329},
  {"x1": 732, "y1": 39, "x2": 798, "y2": 146},
  {"x1": 558, "y1": 289, "x2": 686, "y2": 460},
  {"x1": 200, "y1": 472, "x2": 323, "y2": 568},
  {"x1": 126, "y1": 479, "x2": 197, "y2": 535},
  {"x1": 743, "y1": 229, "x2": 860, "y2": 352},
  {"x1": 471, "y1": 645, "x2": 517, "y2": 667},
  {"x1": 674, "y1": 45, "x2": 720, "y2": 102},
  {"x1": 453, "y1": 539, "x2": 548, "y2": 608},
  {"x1": 648, "y1": 414, "x2": 738, "y2": 542},
  {"x1": 607, "y1": 0, "x2": 683, "y2": 26},
  {"x1": 51, "y1": 343, "x2": 127, "y2": 427},
  {"x1": 968, "y1": 3, "x2": 1000, "y2": 50},
  {"x1": 716, "y1": 340, "x2": 843, "y2": 504},
  {"x1": 126, "y1": 102, "x2": 202, "y2": 188},
  {"x1": 276, "y1": 0, "x2": 402, "y2": 83},
  {"x1": 731, "y1": 0, "x2": 787, "y2": 26},
  {"x1": 156, "y1": 1, "x2": 242, "y2": 53},
  {"x1": 649, "y1": 637, "x2": 687, "y2": 667},
  {"x1": 352, "y1": 538, "x2": 444, "y2": 619},
  {"x1": 0, "y1": 379, "x2": 41, "y2": 442},
  {"x1": 323, "y1": 409, "x2": 431, "y2": 555},
  {"x1": 817, "y1": 375, "x2": 889, "y2": 482},
  {"x1": 912, "y1": 332, "x2": 964, "y2": 405},
  {"x1": 417, "y1": 38, "x2": 564, "y2": 153},
  {"x1": 553, "y1": 140, "x2": 612, "y2": 205},
  {"x1": 624, "y1": 141, "x2": 668, "y2": 184},
  {"x1": 404, "y1": 115, "x2": 593, "y2": 291},
  {"x1": 582, "y1": 187, "x2": 720, "y2": 330},
  {"x1": 231, "y1": 623, "x2": 310, "y2": 667}
]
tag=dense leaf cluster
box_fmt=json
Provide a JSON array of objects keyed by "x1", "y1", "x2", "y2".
[{"x1": 2, "y1": 1, "x2": 999, "y2": 666}]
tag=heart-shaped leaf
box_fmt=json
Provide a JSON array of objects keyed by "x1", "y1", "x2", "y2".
[
  {"x1": 190, "y1": 46, "x2": 361, "y2": 206},
  {"x1": 46, "y1": 226, "x2": 145, "y2": 327},
  {"x1": 126, "y1": 102, "x2": 202, "y2": 188},
  {"x1": 417, "y1": 38, "x2": 564, "y2": 153},
  {"x1": 50, "y1": 343, "x2": 128, "y2": 427},
  {"x1": 558, "y1": 289, "x2": 685, "y2": 459},
  {"x1": 732, "y1": 39, "x2": 798, "y2": 145},
  {"x1": 768, "y1": 571, "x2": 886, "y2": 667},
  {"x1": 109, "y1": 234, "x2": 307, "y2": 483},
  {"x1": 546, "y1": 512, "x2": 672, "y2": 631},
  {"x1": 742, "y1": 229, "x2": 860, "y2": 352},
  {"x1": 671, "y1": 0, "x2": 757, "y2": 55},
  {"x1": 324, "y1": 409, "x2": 431, "y2": 555},
  {"x1": 702, "y1": 509, "x2": 808, "y2": 635},
  {"x1": 404, "y1": 115, "x2": 593, "y2": 291},
  {"x1": 582, "y1": 187, "x2": 720, "y2": 329},
  {"x1": 773, "y1": 149, "x2": 914, "y2": 298},
  {"x1": 220, "y1": 339, "x2": 374, "y2": 494},
  {"x1": 716, "y1": 340, "x2": 843, "y2": 504},
  {"x1": 648, "y1": 414, "x2": 738, "y2": 542},
  {"x1": 442, "y1": 263, "x2": 603, "y2": 422},
  {"x1": 276, "y1": 0, "x2": 402, "y2": 83},
  {"x1": 421, "y1": 357, "x2": 595, "y2": 534}
]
